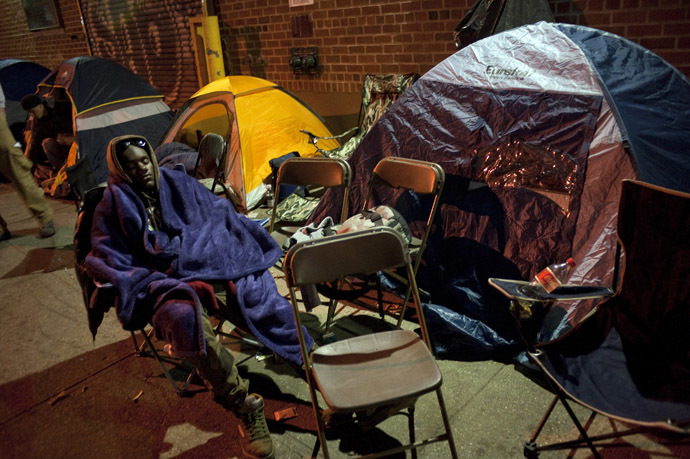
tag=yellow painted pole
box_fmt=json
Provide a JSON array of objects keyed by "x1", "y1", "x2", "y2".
[{"x1": 202, "y1": 16, "x2": 225, "y2": 82}]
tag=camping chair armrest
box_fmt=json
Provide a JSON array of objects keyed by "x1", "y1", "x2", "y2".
[
  {"x1": 488, "y1": 278, "x2": 614, "y2": 303},
  {"x1": 488, "y1": 278, "x2": 614, "y2": 350},
  {"x1": 300, "y1": 126, "x2": 360, "y2": 146}
]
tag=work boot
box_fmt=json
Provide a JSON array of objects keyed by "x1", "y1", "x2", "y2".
[
  {"x1": 39, "y1": 220, "x2": 55, "y2": 238},
  {"x1": 235, "y1": 393, "x2": 275, "y2": 459}
]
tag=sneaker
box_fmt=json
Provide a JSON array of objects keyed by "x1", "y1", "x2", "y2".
[
  {"x1": 234, "y1": 394, "x2": 275, "y2": 459},
  {"x1": 39, "y1": 220, "x2": 55, "y2": 238}
]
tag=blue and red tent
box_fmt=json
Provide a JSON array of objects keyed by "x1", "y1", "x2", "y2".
[{"x1": 311, "y1": 22, "x2": 690, "y2": 357}]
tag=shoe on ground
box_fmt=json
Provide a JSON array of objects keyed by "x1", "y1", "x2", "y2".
[
  {"x1": 39, "y1": 220, "x2": 55, "y2": 238},
  {"x1": 0, "y1": 230, "x2": 10, "y2": 241},
  {"x1": 235, "y1": 393, "x2": 275, "y2": 459}
]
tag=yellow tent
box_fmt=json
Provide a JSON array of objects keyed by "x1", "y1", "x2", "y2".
[{"x1": 160, "y1": 76, "x2": 339, "y2": 211}]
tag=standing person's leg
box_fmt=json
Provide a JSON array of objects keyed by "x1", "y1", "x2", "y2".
[
  {"x1": 0, "y1": 110, "x2": 54, "y2": 237},
  {"x1": 7, "y1": 145, "x2": 54, "y2": 236}
]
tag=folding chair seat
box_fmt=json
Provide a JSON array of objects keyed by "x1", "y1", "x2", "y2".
[
  {"x1": 283, "y1": 227, "x2": 458, "y2": 459},
  {"x1": 359, "y1": 156, "x2": 445, "y2": 327},
  {"x1": 490, "y1": 179, "x2": 690, "y2": 458},
  {"x1": 268, "y1": 156, "x2": 351, "y2": 251}
]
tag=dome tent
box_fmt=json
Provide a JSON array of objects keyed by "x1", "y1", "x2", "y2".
[
  {"x1": 32, "y1": 56, "x2": 173, "y2": 194},
  {"x1": 310, "y1": 22, "x2": 690, "y2": 358},
  {"x1": 159, "y1": 75, "x2": 339, "y2": 211}
]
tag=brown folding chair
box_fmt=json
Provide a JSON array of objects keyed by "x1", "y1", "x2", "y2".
[
  {"x1": 268, "y1": 157, "x2": 351, "y2": 250},
  {"x1": 361, "y1": 156, "x2": 445, "y2": 327},
  {"x1": 283, "y1": 227, "x2": 458, "y2": 459}
]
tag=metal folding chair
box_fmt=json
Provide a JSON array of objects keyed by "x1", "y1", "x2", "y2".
[
  {"x1": 361, "y1": 156, "x2": 445, "y2": 327},
  {"x1": 283, "y1": 227, "x2": 458, "y2": 459}
]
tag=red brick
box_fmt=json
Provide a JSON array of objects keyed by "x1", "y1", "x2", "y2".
[
  {"x1": 614, "y1": 10, "x2": 648, "y2": 24},
  {"x1": 627, "y1": 24, "x2": 663, "y2": 35},
  {"x1": 662, "y1": 21, "x2": 690, "y2": 35},
  {"x1": 381, "y1": 3, "x2": 401, "y2": 14},
  {"x1": 587, "y1": 13, "x2": 613, "y2": 26},
  {"x1": 640, "y1": 37, "x2": 676, "y2": 49},
  {"x1": 649, "y1": 8, "x2": 690, "y2": 22}
]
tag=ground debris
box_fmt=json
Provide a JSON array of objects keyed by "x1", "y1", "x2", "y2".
[{"x1": 48, "y1": 391, "x2": 68, "y2": 406}]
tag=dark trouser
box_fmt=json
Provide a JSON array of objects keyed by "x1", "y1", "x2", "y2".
[
  {"x1": 153, "y1": 301, "x2": 248, "y2": 403},
  {"x1": 42, "y1": 137, "x2": 71, "y2": 171}
]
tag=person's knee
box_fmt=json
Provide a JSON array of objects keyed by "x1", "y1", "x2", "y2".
[
  {"x1": 152, "y1": 301, "x2": 198, "y2": 353},
  {"x1": 41, "y1": 137, "x2": 58, "y2": 153}
]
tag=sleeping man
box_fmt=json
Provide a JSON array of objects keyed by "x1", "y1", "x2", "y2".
[{"x1": 85, "y1": 134, "x2": 313, "y2": 459}]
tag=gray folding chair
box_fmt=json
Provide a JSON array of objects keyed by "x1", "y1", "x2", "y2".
[{"x1": 283, "y1": 227, "x2": 457, "y2": 459}]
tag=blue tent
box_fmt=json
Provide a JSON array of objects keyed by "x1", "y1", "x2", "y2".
[
  {"x1": 34, "y1": 56, "x2": 173, "y2": 190},
  {"x1": 0, "y1": 59, "x2": 50, "y2": 141},
  {"x1": 311, "y1": 22, "x2": 690, "y2": 358}
]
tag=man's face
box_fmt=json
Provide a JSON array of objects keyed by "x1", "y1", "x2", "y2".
[
  {"x1": 121, "y1": 145, "x2": 155, "y2": 190},
  {"x1": 27, "y1": 104, "x2": 45, "y2": 120}
]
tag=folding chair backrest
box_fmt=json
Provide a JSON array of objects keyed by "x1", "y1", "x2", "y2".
[
  {"x1": 363, "y1": 156, "x2": 445, "y2": 272},
  {"x1": 615, "y1": 179, "x2": 690, "y2": 346},
  {"x1": 269, "y1": 157, "x2": 351, "y2": 232},
  {"x1": 284, "y1": 226, "x2": 410, "y2": 287},
  {"x1": 284, "y1": 226, "x2": 432, "y2": 347}
]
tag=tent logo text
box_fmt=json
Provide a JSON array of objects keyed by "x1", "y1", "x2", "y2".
[{"x1": 485, "y1": 65, "x2": 532, "y2": 80}]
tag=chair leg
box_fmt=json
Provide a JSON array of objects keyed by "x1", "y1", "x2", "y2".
[
  {"x1": 408, "y1": 405, "x2": 417, "y2": 459},
  {"x1": 526, "y1": 392, "x2": 603, "y2": 459},
  {"x1": 396, "y1": 285, "x2": 413, "y2": 329},
  {"x1": 436, "y1": 388, "x2": 459, "y2": 459},
  {"x1": 134, "y1": 329, "x2": 192, "y2": 397}
]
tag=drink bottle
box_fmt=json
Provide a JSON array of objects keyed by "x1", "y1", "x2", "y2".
[
  {"x1": 266, "y1": 184, "x2": 274, "y2": 207},
  {"x1": 530, "y1": 258, "x2": 576, "y2": 293}
]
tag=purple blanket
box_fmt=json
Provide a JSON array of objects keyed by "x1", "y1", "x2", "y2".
[{"x1": 85, "y1": 166, "x2": 311, "y2": 365}]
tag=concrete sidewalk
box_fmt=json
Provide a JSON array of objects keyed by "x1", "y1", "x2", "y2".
[{"x1": 0, "y1": 182, "x2": 686, "y2": 458}]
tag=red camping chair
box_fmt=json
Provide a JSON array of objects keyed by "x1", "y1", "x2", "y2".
[{"x1": 490, "y1": 179, "x2": 690, "y2": 458}]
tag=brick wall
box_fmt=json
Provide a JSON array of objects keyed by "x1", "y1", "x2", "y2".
[
  {"x1": 1, "y1": 0, "x2": 689, "y2": 109},
  {"x1": 0, "y1": 0, "x2": 89, "y2": 70},
  {"x1": 216, "y1": 0, "x2": 471, "y2": 96},
  {"x1": 550, "y1": 0, "x2": 690, "y2": 76}
]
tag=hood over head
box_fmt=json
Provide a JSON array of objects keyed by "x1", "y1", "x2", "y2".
[{"x1": 107, "y1": 134, "x2": 160, "y2": 192}]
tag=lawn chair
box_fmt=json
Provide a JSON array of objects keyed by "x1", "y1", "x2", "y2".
[
  {"x1": 359, "y1": 156, "x2": 445, "y2": 327},
  {"x1": 489, "y1": 179, "x2": 690, "y2": 457},
  {"x1": 283, "y1": 227, "x2": 458, "y2": 458},
  {"x1": 301, "y1": 73, "x2": 418, "y2": 161}
]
